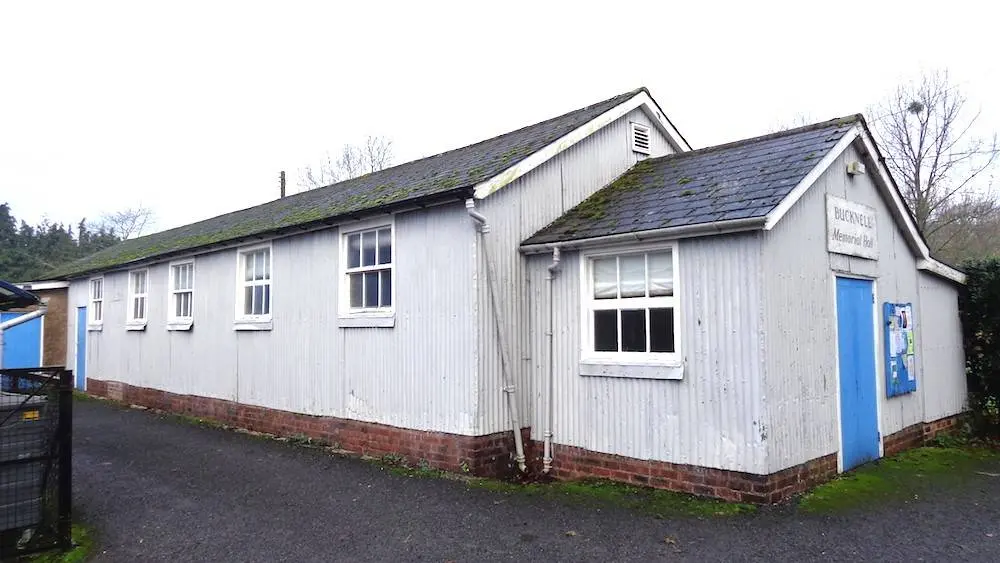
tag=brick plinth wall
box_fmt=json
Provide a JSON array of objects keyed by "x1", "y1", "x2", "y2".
[
  {"x1": 87, "y1": 378, "x2": 968, "y2": 503},
  {"x1": 86, "y1": 379, "x2": 527, "y2": 479},
  {"x1": 883, "y1": 413, "x2": 967, "y2": 456},
  {"x1": 529, "y1": 442, "x2": 837, "y2": 504}
]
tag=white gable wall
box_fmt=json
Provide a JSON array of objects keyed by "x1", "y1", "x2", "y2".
[
  {"x1": 66, "y1": 203, "x2": 479, "y2": 435},
  {"x1": 474, "y1": 108, "x2": 673, "y2": 436},
  {"x1": 761, "y1": 143, "x2": 964, "y2": 473}
]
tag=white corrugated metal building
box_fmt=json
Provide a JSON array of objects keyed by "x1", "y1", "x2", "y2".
[{"x1": 55, "y1": 88, "x2": 966, "y2": 501}]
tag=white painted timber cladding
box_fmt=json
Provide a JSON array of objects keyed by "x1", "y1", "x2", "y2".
[
  {"x1": 526, "y1": 234, "x2": 767, "y2": 473},
  {"x1": 761, "y1": 143, "x2": 963, "y2": 473},
  {"x1": 66, "y1": 204, "x2": 479, "y2": 435},
  {"x1": 474, "y1": 108, "x2": 672, "y2": 436},
  {"x1": 917, "y1": 272, "x2": 967, "y2": 421}
]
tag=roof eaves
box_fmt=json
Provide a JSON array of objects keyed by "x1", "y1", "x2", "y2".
[
  {"x1": 520, "y1": 216, "x2": 767, "y2": 254},
  {"x1": 53, "y1": 186, "x2": 474, "y2": 280}
]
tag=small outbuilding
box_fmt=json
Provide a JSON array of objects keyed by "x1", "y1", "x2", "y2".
[{"x1": 52, "y1": 88, "x2": 966, "y2": 502}]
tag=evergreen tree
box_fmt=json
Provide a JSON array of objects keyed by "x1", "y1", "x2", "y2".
[{"x1": 0, "y1": 203, "x2": 124, "y2": 281}]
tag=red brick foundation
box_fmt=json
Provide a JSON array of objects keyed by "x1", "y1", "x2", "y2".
[
  {"x1": 86, "y1": 379, "x2": 526, "y2": 479},
  {"x1": 86, "y1": 378, "x2": 967, "y2": 503},
  {"x1": 529, "y1": 442, "x2": 837, "y2": 504},
  {"x1": 883, "y1": 413, "x2": 967, "y2": 456}
]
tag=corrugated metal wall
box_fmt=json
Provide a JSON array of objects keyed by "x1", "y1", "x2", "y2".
[
  {"x1": 475, "y1": 108, "x2": 672, "y2": 436},
  {"x1": 526, "y1": 234, "x2": 767, "y2": 473},
  {"x1": 761, "y1": 143, "x2": 960, "y2": 473},
  {"x1": 68, "y1": 203, "x2": 479, "y2": 435},
  {"x1": 917, "y1": 272, "x2": 967, "y2": 420}
]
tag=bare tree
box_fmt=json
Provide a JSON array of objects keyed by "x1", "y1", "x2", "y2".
[
  {"x1": 869, "y1": 71, "x2": 999, "y2": 257},
  {"x1": 100, "y1": 207, "x2": 154, "y2": 239},
  {"x1": 767, "y1": 112, "x2": 817, "y2": 133},
  {"x1": 297, "y1": 136, "x2": 394, "y2": 191},
  {"x1": 362, "y1": 135, "x2": 393, "y2": 173},
  {"x1": 298, "y1": 152, "x2": 340, "y2": 190}
]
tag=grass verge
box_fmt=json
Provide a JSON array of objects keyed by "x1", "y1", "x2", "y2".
[
  {"x1": 470, "y1": 478, "x2": 755, "y2": 518},
  {"x1": 26, "y1": 525, "x2": 94, "y2": 563},
  {"x1": 799, "y1": 446, "x2": 1000, "y2": 513}
]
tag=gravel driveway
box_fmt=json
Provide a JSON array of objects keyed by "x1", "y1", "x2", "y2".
[{"x1": 73, "y1": 398, "x2": 1000, "y2": 562}]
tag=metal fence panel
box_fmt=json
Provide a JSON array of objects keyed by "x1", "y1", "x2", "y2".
[{"x1": 0, "y1": 367, "x2": 72, "y2": 558}]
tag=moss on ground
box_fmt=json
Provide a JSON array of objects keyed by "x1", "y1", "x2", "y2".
[
  {"x1": 27, "y1": 525, "x2": 94, "y2": 563},
  {"x1": 469, "y1": 478, "x2": 754, "y2": 518},
  {"x1": 798, "y1": 446, "x2": 1000, "y2": 513}
]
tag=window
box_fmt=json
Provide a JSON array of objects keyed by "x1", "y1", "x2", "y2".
[
  {"x1": 168, "y1": 260, "x2": 194, "y2": 329},
  {"x1": 127, "y1": 269, "x2": 148, "y2": 328},
  {"x1": 345, "y1": 227, "x2": 392, "y2": 309},
  {"x1": 630, "y1": 122, "x2": 651, "y2": 155},
  {"x1": 582, "y1": 246, "x2": 680, "y2": 375},
  {"x1": 88, "y1": 277, "x2": 104, "y2": 327},
  {"x1": 236, "y1": 245, "x2": 271, "y2": 325},
  {"x1": 340, "y1": 222, "x2": 394, "y2": 327}
]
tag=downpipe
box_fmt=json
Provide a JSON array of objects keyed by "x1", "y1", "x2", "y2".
[
  {"x1": 542, "y1": 248, "x2": 561, "y2": 474},
  {"x1": 0, "y1": 306, "x2": 47, "y2": 370},
  {"x1": 466, "y1": 199, "x2": 527, "y2": 473}
]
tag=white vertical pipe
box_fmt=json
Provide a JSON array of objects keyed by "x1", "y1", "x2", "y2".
[
  {"x1": 465, "y1": 199, "x2": 527, "y2": 472},
  {"x1": 543, "y1": 248, "x2": 561, "y2": 473}
]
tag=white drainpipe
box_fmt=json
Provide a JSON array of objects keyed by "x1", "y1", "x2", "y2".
[
  {"x1": 542, "y1": 248, "x2": 561, "y2": 473},
  {"x1": 0, "y1": 306, "x2": 47, "y2": 370},
  {"x1": 465, "y1": 198, "x2": 527, "y2": 473}
]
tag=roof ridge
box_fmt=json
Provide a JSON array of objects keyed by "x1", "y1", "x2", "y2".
[
  {"x1": 644, "y1": 114, "x2": 863, "y2": 166},
  {"x1": 79, "y1": 88, "x2": 650, "y2": 249},
  {"x1": 309, "y1": 87, "x2": 648, "y2": 192}
]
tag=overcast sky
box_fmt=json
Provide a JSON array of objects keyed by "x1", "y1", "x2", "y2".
[{"x1": 2, "y1": 1, "x2": 997, "y2": 234}]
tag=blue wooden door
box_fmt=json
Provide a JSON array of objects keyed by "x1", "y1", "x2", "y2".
[
  {"x1": 76, "y1": 307, "x2": 88, "y2": 390},
  {"x1": 1, "y1": 311, "x2": 42, "y2": 368},
  {"x1": 836, "y1": 277, "x2": 880, "y2": 470}
]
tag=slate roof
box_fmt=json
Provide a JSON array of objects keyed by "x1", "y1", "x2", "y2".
[
  {"x1": 522, "y1": 116, "x2": 861, "y2": 246},
  {"x1": 52, "y1": 88, "x2": 651, "y2": 279}
]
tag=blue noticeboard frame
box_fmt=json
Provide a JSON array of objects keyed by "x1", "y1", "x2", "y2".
[{"x1": 883, "y1": 302, "x2": 917, "y2": 397}]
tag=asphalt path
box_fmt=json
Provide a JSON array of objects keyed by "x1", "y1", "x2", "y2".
[{"x1": 73, "y1": 398, "x2": 1000, "y2": 562}]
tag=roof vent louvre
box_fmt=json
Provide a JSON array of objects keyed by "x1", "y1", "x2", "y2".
[{"x1": 631, "y1": 123, "x2": 651, "y2": 155}]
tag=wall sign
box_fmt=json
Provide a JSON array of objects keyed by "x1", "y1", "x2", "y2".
[
  {"x1": 826, "y1": 195, "x2": 877, "y2": 259},
  {"x1": 883, "y1": 302, "x2": 917, "y2": 397}
]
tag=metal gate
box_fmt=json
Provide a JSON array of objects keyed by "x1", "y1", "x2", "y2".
[{"x1": 0, "y1": 368, "x2": 72, "y2": 559}]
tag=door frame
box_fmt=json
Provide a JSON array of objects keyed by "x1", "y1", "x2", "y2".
[
  {"x1": 76, "y1": 306, "x2": 88, "y2": 391},
  {"x1": 831, "y1": 273, "x2": 884, "y2": 472}
]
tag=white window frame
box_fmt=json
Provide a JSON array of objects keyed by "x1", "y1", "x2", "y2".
[
  {"x1": 167, "y1": 259, "x2": 195, "y2": 331},
  {"x1": 234, "y1": 242, "x2": 273, "y2": 330},
  {"x1": 88, "y1": 277, "x2": 104, "y2": 331},
  {"x1": 126, "y1": 269, "x2": 149, "y2": 330},
  {"x1": 579, "y1": 242, "x2": 683, "y2": 380},
  {"x1": 338, "y1": 216, "x2": 395, "y2": 328}
]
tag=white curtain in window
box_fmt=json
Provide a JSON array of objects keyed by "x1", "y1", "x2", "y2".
[
  {"x1": 593, "y1": 257, "x2": 617, "y2": 299},
  {"x1": 648, "y1": 251, "x2": 673, "y2": 296},
  {"x1": 619, "y1": 255, "x2": 645, "y2": 298}
]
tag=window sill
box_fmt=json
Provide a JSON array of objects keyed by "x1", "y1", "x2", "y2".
[
  {"x1": 87, "y1": 324, "x2": 103, "y2": 332},
  {"x1": 234, "y1": 320, "x2": 272, "y2": 331},
  {"x1": 125, "y1": 322, "x2": 147, "y2": 332},
  {"x1": 579, "y1": 359, "x2": 684, "y2": 380},
  {"x1": 338, "y1": 314, "x2": 395, "y2": 328},
  {"x1": 167, "y1": 320, "x2": 193, "y2": 331}
]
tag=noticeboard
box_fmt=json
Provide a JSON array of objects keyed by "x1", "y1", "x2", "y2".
[{"x1": 883, "y1": 302, "x2": 917, "y2": 397}]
